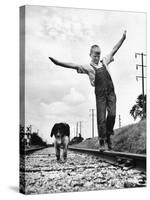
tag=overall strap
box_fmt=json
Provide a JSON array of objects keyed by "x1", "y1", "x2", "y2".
[{"x1": 90, "y1": 60, "x2": 105, "y2": 71}]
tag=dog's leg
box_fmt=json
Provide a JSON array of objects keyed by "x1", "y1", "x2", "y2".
[
  {"x1": 62, "y1": 136, "x2": 69, "y2": 162},
  {"x1": 54, "y1": 139, "x2": 60, "y2": 161}
]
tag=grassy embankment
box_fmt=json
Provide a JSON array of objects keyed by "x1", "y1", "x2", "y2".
[{"x1": 73, "y1": 120, "x2": 146, "y2": 154}]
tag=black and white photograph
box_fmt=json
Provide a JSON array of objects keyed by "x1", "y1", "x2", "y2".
[{"x1": 19, "y1": 5, "x2": 147, "y2": 195}]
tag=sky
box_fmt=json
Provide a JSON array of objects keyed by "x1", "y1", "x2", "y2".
[{"x1": 23, "y1": 5, "x2": 146, "y2": 143}]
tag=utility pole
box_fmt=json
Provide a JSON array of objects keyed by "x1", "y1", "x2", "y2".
[
  {"x1": 76, "y1": 122, "x2": 78, "y2": 137},
  {"x1": 29, "y1": 125, "x2": 32, "y2": 134},
  {"x1": 74, "y1": 127, "x2": 76, "y2": 137},
  {"x1": 89, "y1": 109, "x2": 95, "y2": 138},
  {"x1": 78, "y1": 121, "x2": 82, "y2": 136},
  {"x1": 119, "y1": 115, "x2": 121, "y2": 128},
  {"x1": 135, "y1": 53, "x2": 147, "y2": 117}
]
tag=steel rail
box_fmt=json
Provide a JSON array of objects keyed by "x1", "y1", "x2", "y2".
[
  {"x1": 68, "y1": 146, "x2": 146, "y2": 171},
  {"x1": 20, "y1": 146, "x2": 47, "y2": 155}
]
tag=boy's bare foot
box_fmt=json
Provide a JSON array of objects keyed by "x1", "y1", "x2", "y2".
[
  {"x1": 99, "y1": 138, "x2": 107, "y2": 152},
  {"x1": 99, "y1": 145, "x2": 106, "y2": 152},
  {"x1": 107, "y1": 143, "x2": 112, "y2": 151}
]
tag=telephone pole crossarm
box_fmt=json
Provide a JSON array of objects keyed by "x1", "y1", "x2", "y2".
[
  {"x1": 135, "y1": 53, "x2": 147, "y2": 58},
  {"x1": 136, "y1": 76, "x2": 146, "y2": 80},
  {"x1": 136, "y1": 64, "x2": 147, "y2": 69}
]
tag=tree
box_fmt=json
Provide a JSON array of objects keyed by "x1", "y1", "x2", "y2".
[
  {"x1": 130, "y1": 94, "x2": 146, "y2": 120},
  {"x1": 30, "y1": 132, "x2": 47, "y2": 146}
]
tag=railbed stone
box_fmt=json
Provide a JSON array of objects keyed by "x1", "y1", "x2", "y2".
[{"x1": 20, "y1": 147, "x2": 146, "y2": 194}]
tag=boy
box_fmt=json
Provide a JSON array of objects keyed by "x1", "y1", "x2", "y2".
[{"x1": 49, "y1": 31, "x2": 126, "y2": 151}]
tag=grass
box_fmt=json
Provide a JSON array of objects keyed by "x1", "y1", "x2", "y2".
[{"x1": 72, "y1": 119, "x2": 146, "y2": 154}]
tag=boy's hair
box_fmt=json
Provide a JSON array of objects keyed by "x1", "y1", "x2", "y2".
[{"x1": 90, "y1": 45, "x2": 101, "y2": 55}]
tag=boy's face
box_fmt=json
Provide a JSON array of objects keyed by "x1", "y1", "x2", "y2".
[{"x1": 90, "y1": 47, "x2": 101, "y2": 65}]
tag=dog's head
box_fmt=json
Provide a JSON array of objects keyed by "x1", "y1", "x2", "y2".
[
  {"x1": 50, "y1": 123, "x2": 70, "y2": 144},
  {"x1": 54, "y1": 127, "x2": 62, "y2": 145}
]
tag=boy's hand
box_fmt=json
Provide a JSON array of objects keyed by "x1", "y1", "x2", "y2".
[
  {"x1": 110, "y1": 30, "x2": 127, "y2": 57},
  {"x1": 49, "y1": 57, "x2": 58, "y2": 65},
  {"x1": 123, "y1": 30, "x2": 127, "y2": 39}
]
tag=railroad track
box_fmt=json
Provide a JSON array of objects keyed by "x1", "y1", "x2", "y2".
[
  {"x1": 68, "y1": 146, "x2": 146, "y2": 171},
  {"x1": 20, "y1": 147, "x2": 146, "y2": 194}
]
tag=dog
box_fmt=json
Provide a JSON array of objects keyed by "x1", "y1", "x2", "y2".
[{"x1": 50, "y1": 123, "x2": 70, "y2": 162}]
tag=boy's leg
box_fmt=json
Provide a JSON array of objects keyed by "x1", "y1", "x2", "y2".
[
  {"x1": 96, "y1": 95, "x2": 107, "y2": 150},
  {"x1": 54, "y1": 139, "x2": 60, "y2": 161},
  {"x1": 106, "y1": 91, "x2": 116, "y2": 150}
]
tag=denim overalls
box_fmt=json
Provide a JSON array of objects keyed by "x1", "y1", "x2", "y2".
[{"x1": 91, "y1": 62, "x2": 116, "y2": 146}]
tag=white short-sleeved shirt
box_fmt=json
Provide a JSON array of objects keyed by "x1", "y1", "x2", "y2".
[{"x1": 77, "y1": 53, "x2": 114, "y2": 87}]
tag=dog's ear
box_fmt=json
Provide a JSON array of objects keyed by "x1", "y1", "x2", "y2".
[{"x1": 50, "y1": 124, "x2": 57, "y2": 137}]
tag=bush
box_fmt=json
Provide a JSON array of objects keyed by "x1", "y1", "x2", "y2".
[{"x1": 30, "y1": 132, "x2": 47, "y2": 146}]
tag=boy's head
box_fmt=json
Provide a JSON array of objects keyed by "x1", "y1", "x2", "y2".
[{"x1": 90, "y1": 45, "x2": 101, "y2": 65}]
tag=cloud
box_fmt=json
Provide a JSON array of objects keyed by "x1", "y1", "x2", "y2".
[
  {"x1": 43, "y1": 16, "x2": 95, "y2": 42},
  {"x1": 63, "y1": 88, "x2": 85, "y2": 105},
  {"x1": 40, "y1": 88, "x2": 87, "y2": 121},
  {"x1": 41, "y1": 101, "x2": 70, "y2": 116},
  {"x1": 26, "y1": 5, "x2": 106, "y2": 43}
]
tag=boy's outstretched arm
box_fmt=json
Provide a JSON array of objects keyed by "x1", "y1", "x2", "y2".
[
  {"x1": 49, "y1": 57, "x2": 79, "y2": 70},
  {"x1": 110, "y1": 30, "x2": 126, "y2": 57}
]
